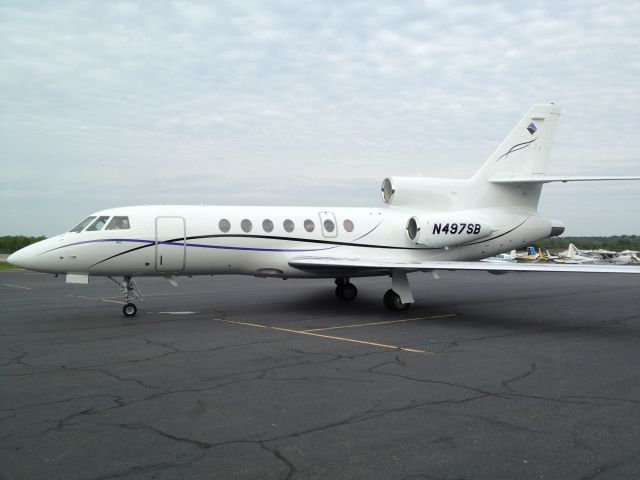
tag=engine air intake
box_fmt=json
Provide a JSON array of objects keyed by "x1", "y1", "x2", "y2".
[
  {"x1": 381, "y1": 178, "x2": 395, "y2": 204},
  {"x1": 406, "y1": 217, "x2": 420, "y2": 241}
]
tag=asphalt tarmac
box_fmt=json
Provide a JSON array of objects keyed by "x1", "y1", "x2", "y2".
[{"x1": 1, "y1": 269, "x2": 640, "y2": 480}]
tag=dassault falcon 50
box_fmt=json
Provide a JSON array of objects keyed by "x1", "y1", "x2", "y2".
[{"x1": 9, "y1": 104, "x2": 640, "y2": 316}]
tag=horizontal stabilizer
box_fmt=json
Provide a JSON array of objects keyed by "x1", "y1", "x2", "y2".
[
  {"x1": 289, "y1": 257, "x2": 640, "y2": 275},
  {"x1": 490, "y1": 175, "x2": 640, "y2": 184}
]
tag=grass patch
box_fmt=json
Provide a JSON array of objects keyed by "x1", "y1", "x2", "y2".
[{"x1": 0, "y1": 263, "x2": 22, "y2": 270}]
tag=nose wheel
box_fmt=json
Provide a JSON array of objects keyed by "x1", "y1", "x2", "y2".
[{"x1": 123, "y1": 303, "x2": 138, "y2": 317}]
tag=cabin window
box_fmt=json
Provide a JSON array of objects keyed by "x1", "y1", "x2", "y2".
[
  {"x1": 262, "y1": 219, "x2": 274, "y2": 233},
  {"x1": 343, "y1": 219, "x2": 354, "y2": 232},
  {"x1": 69, "y1": 216, "x2": 96, "y2": 233},
  {"x1": 323, "y1": 219, "x2": 335, "y2": 233},
  {"x1": 304, "y1": 219, "x2": 315, "y2": 233},
  {"x1": 105, "y1": 216, "x2": 130, "y2": 230},
  {"x1": 241, "y1": 219, "x2": 252, "y2": 233},
  {"x1": 219, "y1": 219, "x2": 231, "y2": 233},
  {"x1": 86, "y1": 216, "x2": 111, "y2": 231},
  {"x1": 283, "y1": 219, "x2": 294, "y2": 233}
]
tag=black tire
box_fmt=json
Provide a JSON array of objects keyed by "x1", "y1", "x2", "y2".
[
  {"x1": 383, "y1": 289, "x2": 410, "y2": 311},
  {"x1": 335, "y1": 282, "x2": 358, "y2": 301},
  {"x1": 122, "y1": 303, "x2": 137, "y2": 317}
]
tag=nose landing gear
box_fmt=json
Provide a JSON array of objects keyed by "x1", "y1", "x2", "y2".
[{"x1": 109, "y1": 276, "x2": 143, "y2": 317}]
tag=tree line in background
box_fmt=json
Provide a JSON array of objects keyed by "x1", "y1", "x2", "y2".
[
  {"x1": 0, "y1": 235, "x2": 639, "y2": 255},
  {"x1": 0, "y1": 236, "x2": 47, "y2": 254},
  {"x1": 536, "y1": 235, "x2": 640, "y2": 253}
]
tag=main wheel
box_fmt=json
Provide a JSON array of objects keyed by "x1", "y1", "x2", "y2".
[
  {"x1": 383, "y1": 289, "x2": 410, "y2": 311},
  {"x1": 335, "y1": 282, "x2": 358, "y2": 301},
  {"x1": 122, "y1": 303, "x2": 137, "y2": 317}
]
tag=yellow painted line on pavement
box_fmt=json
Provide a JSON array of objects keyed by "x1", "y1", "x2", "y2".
[
  {"x1": 0, "y1": 269, "x2": 47, "y2": 275},
  {"x1": 216, "y1": 319, "x2": 271, "y2": 329},
  {"x1": 72, "y1": 294, "x2": 124, "y2": 305},
  {"x1": 304, "y1": 314, "x2": 456, "y2": 332},
  {"x1": 98, "y1": 298, "x2": 125, "y2": 305},
  {"x1": 3, "y1": 283, "x2": 32, "y2": 290},
  {"x1": 214, "y1": 318, "x2": 435, "y2": 356}
]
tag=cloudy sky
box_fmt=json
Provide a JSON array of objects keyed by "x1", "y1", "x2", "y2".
[{"x1": 1, "y1": 0, "x2": 639, "y2": 237}]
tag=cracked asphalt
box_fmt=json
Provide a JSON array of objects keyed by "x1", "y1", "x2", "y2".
[{"x1": 1, "y1": 269, "x2": 640, "y2": 479}]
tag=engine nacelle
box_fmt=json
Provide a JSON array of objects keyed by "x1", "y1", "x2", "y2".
[
  {"x1": 406, "y1": 214, "x2": 494, "y2": 248},
  {"x1": 381, "y1": 176, "x2": 459, "y2": 209}
]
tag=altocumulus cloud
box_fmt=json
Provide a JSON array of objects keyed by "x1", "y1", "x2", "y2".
[{"x1": 0, "y1": 0, "x2": 638, "y2": 235}]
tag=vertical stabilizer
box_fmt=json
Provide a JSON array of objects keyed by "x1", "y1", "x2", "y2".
[{"x1": 474, "y1": 104, "x2": 561, "y2": 181}]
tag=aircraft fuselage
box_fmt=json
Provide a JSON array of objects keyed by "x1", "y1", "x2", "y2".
[{"x1": 11, "y1": 204, "x2": 555, "y2": 279}]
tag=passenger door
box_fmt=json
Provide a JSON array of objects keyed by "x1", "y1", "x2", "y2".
[{"x1": 155, "y1": 216, "x2": 186, "y2": 272}]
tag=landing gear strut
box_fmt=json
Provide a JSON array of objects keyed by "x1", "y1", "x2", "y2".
[
  {"x1": 335, "y1": 277, "x2": 358, "y2": 301},
  {"x1": 110, "y1": 276, "x2": 143, "y2": 317}
]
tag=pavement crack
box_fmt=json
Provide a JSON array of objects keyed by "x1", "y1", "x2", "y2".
[
  {"x1": 143, "y1": 337, "x2": 181, "y2": 354},
  {"x1": 579, "y1": 451, "x2": 640, "y2": 480},
  {"x1": 0, "y1": 394, "x2": 120, "y2": 414},
  {"x1": 77, "y1": 366, "x2": 162, "y2": 390},
  {"x1": 117, "y1": 422, "x2": 213, "y2": 449},
  {"x1": 89, "y1": 454, "x2": 205, "y2": 480},
  {"x1": 260, "y1": 442, "x2": 297, "y2": 480},
  {"x1": 561, "y1": 394, "x2": 640, "y2": 405},
  {"x1": 501, "y1": 362, "x2": 536, "y2": 392},
  {"x1": 367, "y1": 363, "x2": 590, "y2": 406},
  {"x1": 0, "y1": 348, "x2": 30, "y2": 368}
]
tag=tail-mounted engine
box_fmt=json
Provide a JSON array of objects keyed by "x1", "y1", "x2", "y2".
[
  {"x1": 406, "y1": 214, "x2": 494, "y2": 248},
  {"x1": 382, "y1": 177, "x2": 439, "y2": 205},
  {"x1": 381, "y1": 176, "x2": 461, "y2": 209}
]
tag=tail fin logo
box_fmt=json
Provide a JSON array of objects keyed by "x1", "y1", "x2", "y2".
[{"x1": 527, "y1": 122, "x2": 537, "y2": 135}]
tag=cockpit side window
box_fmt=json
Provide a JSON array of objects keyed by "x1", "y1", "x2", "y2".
[
  {"x1": 69, "y1": 216, "x2": 96, "y2": 233},
  {"x1": 105, "y1": 216, "x2": 131, "y2": 230},
  {"x1": 86, "y1": 216, "x2": 111, "y2": 231}
]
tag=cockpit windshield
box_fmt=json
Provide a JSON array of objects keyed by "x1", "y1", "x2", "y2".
[
  {"x1": 69, "y1": 215, "x2": 131, "y2": 233},
  {"x1": 86, "y1": 216, "x2": 110, "y2": 231},
  {"x1": 69, "y1": 216, "x2": 96, "y2": 233},
  {"x1": 105, "y1": 216, "x2": 130, "y2": 230}
]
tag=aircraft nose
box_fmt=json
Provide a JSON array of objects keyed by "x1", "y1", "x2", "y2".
[
  {"x1": 7, "y1": 240, "x2": 55, "y2": 271},
  {"x1": 7, "y1": 249, "x2": 30, "y2": 269}
]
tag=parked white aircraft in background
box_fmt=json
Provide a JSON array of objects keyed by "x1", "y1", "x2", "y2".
[
  {"x1": 8, "y1": 104, "x2": 640, "y2": 316},
  {"x1": 556, "y1": 244, "x2": 600, "y2": 264},
  {"x1": 616, "y1": 251, "x2": 640, "y2": 265},
  {"x1": 557, "y1": 243, "x2": 640, "y2": 265}
]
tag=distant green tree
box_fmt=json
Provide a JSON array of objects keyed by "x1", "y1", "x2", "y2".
[
  {"x1": 536, "y1": 235, "x2": 640, "y2": 253},
  {"x1": 0, "y1": 236, "x2": 47, "y2": 253}
]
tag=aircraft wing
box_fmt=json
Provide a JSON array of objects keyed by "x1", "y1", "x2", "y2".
[
  {"x1": 289, "y1": 256, "x2": 640, "y2": 275},
  {"x1": 490, "y1": 175, "x2": 640, "y2": 184}
]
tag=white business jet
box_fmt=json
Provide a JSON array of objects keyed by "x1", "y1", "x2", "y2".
[{"x1": 8, "y1": 104, "x2": 640, "y2": 316}]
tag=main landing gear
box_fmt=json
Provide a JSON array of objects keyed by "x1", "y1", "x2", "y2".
[
  {"x1": 335, "y1": 277, "x2": 358, "y2": 301},
  {"x1": 110, "y1": 276, "x2": 143, "y2": 317},
  {"x1": 334, "y1": 271, "x2": 415, "y2": 311},
  {"x1": 383, "y1": 289, "x2": 410, "y2": 311}
]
